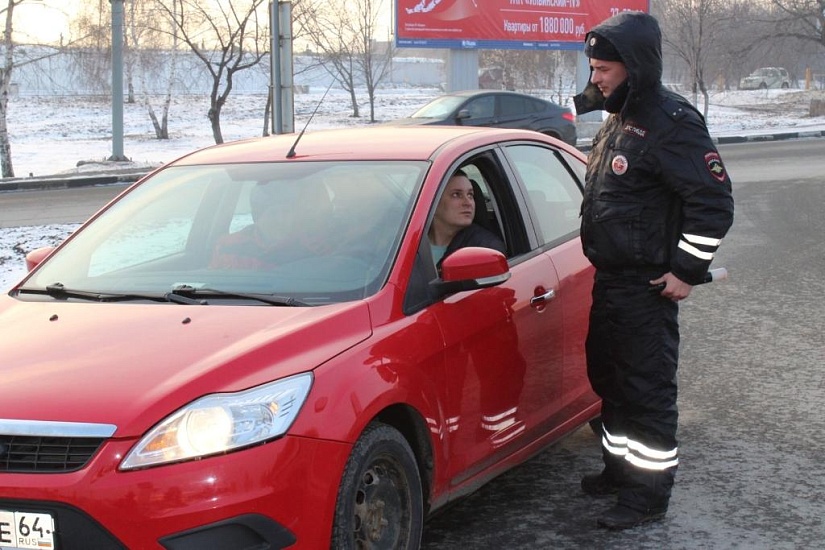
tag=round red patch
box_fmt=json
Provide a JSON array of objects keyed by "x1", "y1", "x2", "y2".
[{"x1": 611, "y1": 154, "x2": 628, "y2": 176}]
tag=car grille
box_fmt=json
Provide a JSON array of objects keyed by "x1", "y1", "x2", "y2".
[{"x1": 0, "y1": 435, "x2": 106, "y2": 472}]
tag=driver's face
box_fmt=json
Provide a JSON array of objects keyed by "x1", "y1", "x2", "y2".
[{"x1": 434, "y1": 175, "x2": 475, "y2": 231}]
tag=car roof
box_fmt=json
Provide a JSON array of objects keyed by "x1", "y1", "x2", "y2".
[
  {"x1": 445, "y1": 89, "x2": 544, "y2": 100},
  {"x1": 170, "y1": 125, "x2": 558, "y2": 165}
]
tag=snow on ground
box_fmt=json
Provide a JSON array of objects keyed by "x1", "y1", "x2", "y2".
[
  {"x1": 2, "y1": 87, "x2": 825, "y2": 289},
  {"x1": 9, "y1": 87, "x2": 825, "y2": 178}
]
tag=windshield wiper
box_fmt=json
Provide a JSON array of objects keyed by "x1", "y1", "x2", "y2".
[
  {"x1": 169, "y1": 285, "x2": 310, "y2": 307},
  {"x1": 16, "y1": 282, "x2": 185, "y2": 304}
]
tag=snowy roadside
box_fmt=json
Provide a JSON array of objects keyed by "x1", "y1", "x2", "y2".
[{"x1": 1, "y1": 225, "x2": 80, "y2": 290}]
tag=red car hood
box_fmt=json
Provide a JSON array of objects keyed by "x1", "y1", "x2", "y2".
[{"x1": 0, "y1": 297, "x2": 372, "y2": 437}]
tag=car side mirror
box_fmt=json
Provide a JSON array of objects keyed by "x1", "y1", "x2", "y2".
[
  {"x1": 456, "y1": 109, "x2": 471, "y2": 121},
  {"x1": 25, "y1": 246, "x2": 56, "y2": 271},
  {"x1": 430, "y1": 247, "x2": 510, "y2": 297}
]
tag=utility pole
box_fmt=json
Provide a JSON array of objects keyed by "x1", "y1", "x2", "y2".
[
  {"x1": 109, "y1": 0, "x2": 127, "y2": 161},
  {"x1": 269, "y1": 0, "x2": 294, "y2": 134}
]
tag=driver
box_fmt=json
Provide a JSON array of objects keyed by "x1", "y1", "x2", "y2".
[{"x1": 210, "y1": 180, "x2": 334, "y2": 270}]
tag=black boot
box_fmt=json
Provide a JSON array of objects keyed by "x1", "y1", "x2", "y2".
[
  {"x1": 580, "y1": 470, "x2": 621, "y2": 497},
  {"x1": 596, "y1": 504, "x2": 667, "y2": 530}
]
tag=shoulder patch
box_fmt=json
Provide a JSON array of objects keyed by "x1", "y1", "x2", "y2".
[
  {"x1": 622, "y1": 123, "x2": 648, "y2": 138},
  {"x1": 704, "y1": 151, "x2": 727, "y2": 182}
]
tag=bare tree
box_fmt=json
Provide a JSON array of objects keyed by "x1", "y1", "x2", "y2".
[
  {"x1": 771, "y1": 0, "x2": 825, "y2": 49},
  {"x1": 656, "y1": 0, "x2": 742, "y2": 117},
  {"x1": 351, "y1": 0, "x2": 394, "y2": 122},
  {"x1": 124, "y1": 0, "x2": 138, "y2": 103},
  {"x1": 0, "y1": 0, "x2": 67, "y2": 178},
  {"x1": 128, "y1": 0, "x2": 180, "y2": 139},
  {"x1": 480, "y1": 50, "x2": 577, "y2": 102},
  {"x1": 302, "y1": 0, "x2": 360, "y2": 117},
  {"x1": 69, "y1": 0, "x2": 113, "y2": 93},
  {"x1": 302, "y1": 0, "x2": 393, "y2": 121},
  {"x1": 0, "y1": 0, "x2": 21, "y2": 178},
  {"x1": 157, "y1": 0, "x2": 268, "y2": 144}
]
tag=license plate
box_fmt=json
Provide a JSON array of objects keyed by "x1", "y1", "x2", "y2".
[{"x1": 0, "y1": 510, "x2": 55, "y2": 550}]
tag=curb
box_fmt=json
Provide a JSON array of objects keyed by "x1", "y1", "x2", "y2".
[
  {"x1": 0, "y1": 171, "x2": 147, "y2": 192},
  {"x1": 714, "y1": 129, "x2": 825, "y2": 144},
  {"x1": 576, "y1": 128, "x2": 825, "y2": 153}
]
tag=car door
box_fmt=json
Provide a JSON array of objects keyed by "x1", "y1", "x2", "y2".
[
  {"x1": 499, "y1": 143, "x2": 596, "y2": 415},
  {"x1": 458, "y1": 95, "x2": 496, "y2": 127},
  {"x1": 766, "y1": 69, "x2": 780, "y2": 88},
  {"x1": 409, "y1": 147, "x2": 567, "y2": 482},
  {"x1": 494, "y1": 93, "x2": 536, "y2": 130}
]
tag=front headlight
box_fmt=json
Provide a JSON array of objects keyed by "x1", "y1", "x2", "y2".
[{"x1": 120, "y1": 373, "x2": 313, "y2": 470}]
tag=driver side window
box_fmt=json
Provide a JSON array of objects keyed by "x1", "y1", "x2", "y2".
[{"x1": 465, "y1": 96, "x2": 495, "y2": 119}]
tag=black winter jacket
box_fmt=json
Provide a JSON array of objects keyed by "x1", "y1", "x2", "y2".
[
  {"x1": 437, "y1": 223, "x2": 506, "y2": 270},
  {"x1": 574, "y1": 13, "x2": 734, "y2": 285}
]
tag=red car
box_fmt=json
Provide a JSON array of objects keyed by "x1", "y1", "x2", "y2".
[{"x1": 0, "y1": 126, "x2": 598, "y2": 549}]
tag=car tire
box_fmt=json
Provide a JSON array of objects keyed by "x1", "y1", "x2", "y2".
[
  {"x1": 781, "y1": 82, "x2": 789, "y2": 89},
  {"x1": 759, "y1": 82, "x2": 768, "y2": 90},
  {"x1": 588, "y1": 416, "x2": 602, "y2": 436},
  {"x1": 331, "y1": 422, "x2": 424, "y2": 549}
]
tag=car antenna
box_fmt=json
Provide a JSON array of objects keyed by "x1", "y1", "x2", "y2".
[{"x1": 286, "y1": 80, "x2": 336, "y2": 159}]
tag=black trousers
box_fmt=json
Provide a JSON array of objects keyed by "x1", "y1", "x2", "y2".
[{"x1": 586, "y1": 272, "x2": 680, "y2": 512}]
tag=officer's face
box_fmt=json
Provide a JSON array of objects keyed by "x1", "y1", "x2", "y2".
[{"x1": 589, "y1": 58, "x2": 628, "y2": 99}]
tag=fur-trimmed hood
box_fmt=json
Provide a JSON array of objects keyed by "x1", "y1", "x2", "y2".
[{"x1": 574, "y1": 12, "x2": 663, "y2": 115}]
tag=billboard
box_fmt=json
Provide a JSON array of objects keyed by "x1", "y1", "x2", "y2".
[{"x1": 396, "y1": 0, "x2": 650, "y2": 50}]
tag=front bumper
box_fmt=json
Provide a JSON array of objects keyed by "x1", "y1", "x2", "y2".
[
  {"x1": 0, "y1": 435, "x2": 351, "y2": 549},
  {"x1": 739, "y1": 80, "x2": 763, "y2": 90}
]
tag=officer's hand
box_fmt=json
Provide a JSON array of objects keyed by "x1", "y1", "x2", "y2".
[{"x1": 650, "y1": 273, "x2": 692, "y2": 302}]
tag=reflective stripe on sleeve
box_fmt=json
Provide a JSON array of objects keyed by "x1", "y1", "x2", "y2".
[
  {"x1": 683, "y1": 233, "x2": 722, "y2": 247},
  {"x1": 678, "y1": 240, "x2": 714, "y2": 260}
]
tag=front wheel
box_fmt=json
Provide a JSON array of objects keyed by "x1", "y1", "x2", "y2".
[{"x1": 331, "y1": 423, "x2": 423, "y2": 549}]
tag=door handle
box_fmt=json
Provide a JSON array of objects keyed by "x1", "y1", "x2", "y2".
[{"x1": 530, "y1": 288, "x2": 556, "y2": 307}]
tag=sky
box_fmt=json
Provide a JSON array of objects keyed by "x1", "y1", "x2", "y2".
[
  {"x1": 2, "y1": 86, "x2": 825, "y2": 291},
  {"x1": 14, "y1": 0, "x2": 80, "y2": 44},
  {"x1": 14, "y1": 0, "x2": 396, "y2": 45}
]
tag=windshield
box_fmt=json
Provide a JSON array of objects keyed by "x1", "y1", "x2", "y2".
[
  {"x1": 410, "y1": 95, "x2": 465, "y2": 119},
  {"x1": 21, "y1": 161, "x2": 426, "y2": 305}
]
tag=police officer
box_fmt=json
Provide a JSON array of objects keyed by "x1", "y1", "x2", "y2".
[{"x1": 574, "y1": 12, "x2": 734, "y2": 529}]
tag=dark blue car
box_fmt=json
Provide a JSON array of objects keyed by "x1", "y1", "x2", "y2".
[{"x1": 387, "y1": 89, "x2": 578, "y2": 147}]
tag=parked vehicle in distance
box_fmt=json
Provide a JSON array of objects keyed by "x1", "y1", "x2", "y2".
[
  {"x1": 386, "y1": 89, "x2": 578, "y2": 147},
  {"x1": 0, "y1": 126, "x2": 598, "y2": 549},
  {"x1": 739, "y1": 67, "x2": 792, "y2": 90}
]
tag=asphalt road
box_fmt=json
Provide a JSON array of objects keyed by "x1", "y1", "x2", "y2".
[
  {"x1": 0, "y1": 183, "x2": 130, "y2": 228},
  {"x1": 1, "y1": 140, "x2": 824, "y2": 548}
]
